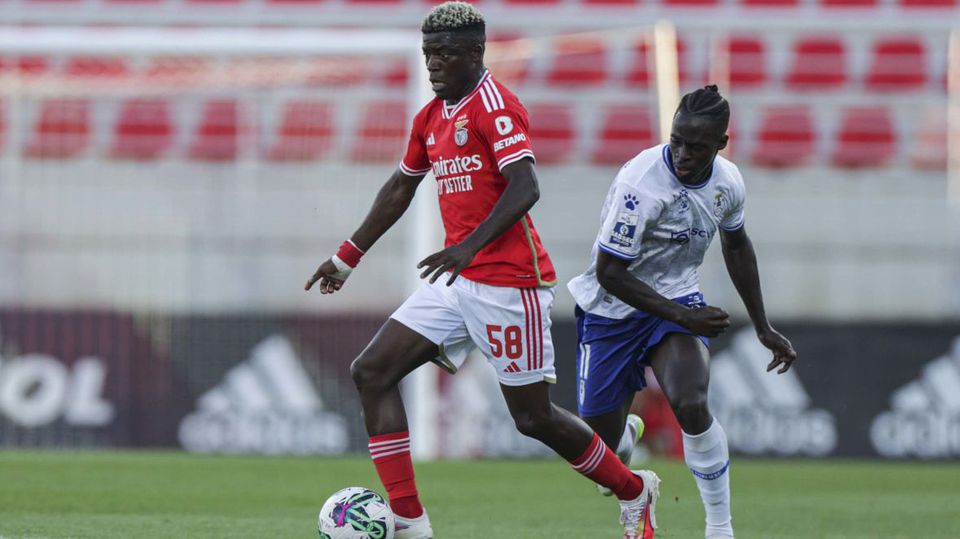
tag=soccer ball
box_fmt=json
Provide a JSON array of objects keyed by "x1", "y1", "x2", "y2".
[{"x1": 318, "y1": 487, "x2": 395, "y2": 539}]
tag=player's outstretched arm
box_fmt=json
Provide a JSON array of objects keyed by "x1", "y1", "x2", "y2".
[
  {"x1": 305, "y1": 169, "x2": 425, "y2": 294},
  {"x1": 719, "y1": 226, "x2": 797, "y2": 373},
  {"x1": 418, "y1": 158, "x2": 540, "y2": 285},
  {"x1": 596, "y1": 251, "x2": 731, "y2": 337}
]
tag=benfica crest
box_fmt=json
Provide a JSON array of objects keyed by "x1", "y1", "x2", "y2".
[{"x1": 454, "y1": 117, "x2": 469, "y2": 146}]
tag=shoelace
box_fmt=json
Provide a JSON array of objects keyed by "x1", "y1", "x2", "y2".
[{"x1": 619, "y1": 498, "x2": 647, "y2": 538}]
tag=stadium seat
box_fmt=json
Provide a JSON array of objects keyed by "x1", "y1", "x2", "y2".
[
  {"x1": 0, "y1": 56, "x2": 51, "y2": 76},
  {"x1": 582, "y1": 0, "x2": 640, "y2": 5},
  {"x1": 662, "y1": 0, "x2": 719, "y2": 5},
  {"x1": 145, "y1": 57, "x2": 210, "y2": 85},
  {"x1": 546, "y1": 38, "x2": 609, "y2": 87},
  {"x1": 487, "y1": 32, "x2": 531, "y2": 86},
  {"x1": 64, "y1": 57, "x2": 130, "y2": 78},
  {"x1": 527, "y1": 103, "x2": 575, "y2": 164},
  {"x1": 726, "y1": 36, "x2": 767, "y2": 89},
  {"x1": 111, "y1": 99, "x2": 174, "y2": 160},
  {"x1": 741, "y1": 0, "x2": 799, "y2": 6},
  {"x1": 352, "y1": 101, "x2": 407, "y2": 163},
  {"x1": 268, "y1": 100, "x2": 334, "y2": 161},
  {"x1": 820, "y1": 0, "x2": 878, "y2": 6},
  {"x1": 831, "y1": 107, "x2": 896, "y2": 168},
  {"x1": 865, "y1": 38, "x2": 927, "y2": 92},
  {"x1": 189, "y1": 99, "x2": 245, "y2": 161},
  {"x1": 910, "y1": 107, "x2": 946, "y2": 170},
  {"x1": 25, "y1": 99, "x2": 91, "y2": 159},
  {"x1": 503, "y1": 0, "x2": 562, "y2": 5},
  {"x1": 898, "y1": 0, "x2": 956, "y2": 6},
  {"x1": 785, "y1": 37, "x2": 847, "y2": 90},
  {"x1": 625, "y1": 38, "x2": 688, "y2": 88},
  {"x1": 751, "y1": 106, "x2": 816, "y2": 168},
  {"x1": 592, "y1": 105, "x2": 655, "y2": 165},
  {"x1": 306, "y1": 56, "x2": 369, "y2": 86}
]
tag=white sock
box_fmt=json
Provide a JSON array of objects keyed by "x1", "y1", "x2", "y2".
[{"x1": 683, "y1": 418, "x2": 733, "y2": 538}]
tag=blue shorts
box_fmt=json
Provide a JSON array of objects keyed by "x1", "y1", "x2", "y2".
[{"x1": 575, "y1": 292, "x2": 709, "y2": 417}]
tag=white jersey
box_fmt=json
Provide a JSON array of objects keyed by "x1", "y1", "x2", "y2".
[{"x1": 567, "y1": 144, "x2": 746, "y2": 319}]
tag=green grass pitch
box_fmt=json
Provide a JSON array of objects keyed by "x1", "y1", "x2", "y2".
[{"x1": 0, "y1": 451, "x2": 957, "y2": 538}]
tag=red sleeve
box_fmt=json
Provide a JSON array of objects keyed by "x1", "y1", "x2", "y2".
[
  {"x1": 399, "y1": 107, "x2": 432, "y2": 177},
  {"x1": 476, "y1": 91, "x2": 536, "y2": 171}
]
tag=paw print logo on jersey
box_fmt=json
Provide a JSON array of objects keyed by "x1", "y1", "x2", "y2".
[
  {"x1": 673, "y1": 189, "x2": 690, "y2": 213},
  {"x1": 623, "y1": 194, "x2": 639, "y2": 211}
]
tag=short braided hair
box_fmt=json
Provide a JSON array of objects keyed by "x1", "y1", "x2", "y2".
[
  {"x1": 421, "y1": 1, "x2": 486, "y2": 36},
  {"x1": 676, "y1": 84, "x2": 729, "y2": 133}
]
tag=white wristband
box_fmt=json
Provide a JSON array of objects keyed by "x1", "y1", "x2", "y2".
[{"x1": 330, "y1": 255, "x2": 354, "y2": 280}]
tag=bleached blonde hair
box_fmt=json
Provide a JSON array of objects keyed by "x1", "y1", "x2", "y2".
[{"x1": 421, "y1": 2, "x2": 486, "y2": 34}]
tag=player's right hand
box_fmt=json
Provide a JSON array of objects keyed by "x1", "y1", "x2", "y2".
[
  {"x1": 679, "y1": 306, "x2": 730, "y2": 337},
  {"x1": 304, "y1": 258, "x2": 349, "y2": 295}
]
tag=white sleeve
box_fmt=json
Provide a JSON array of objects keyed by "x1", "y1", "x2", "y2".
[
  {"x1": 719, "y1": 169, "x2": 746, "y2": 232},
  {"x1": 597, "y1": 181, "x2": 661, "y2": 260}
]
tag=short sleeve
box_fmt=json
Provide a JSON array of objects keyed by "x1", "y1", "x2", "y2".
[
  {"x1": 719, "y1": 170, "x2": 746, "y2": 232},
  {"x1": 476, "y1": 98, "x2": 535, "y2": 171},
  {"x1": 597, "y1": 182, "x2": 661, "y2": 260},
  {"x1": 399, "y1": 110, "x2": 431, "y2": 177}
]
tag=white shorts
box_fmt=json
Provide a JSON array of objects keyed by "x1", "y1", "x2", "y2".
[{"x1": 390, "y1": 276, "x2": 557, "y2": 386}]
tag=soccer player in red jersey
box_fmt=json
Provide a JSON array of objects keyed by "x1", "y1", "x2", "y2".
[{"x1": 306, "y1": 3, "x2": 659, "y2": 538}]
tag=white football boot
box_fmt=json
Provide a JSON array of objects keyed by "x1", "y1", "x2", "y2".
[
  {"x1": 619, "y1": 469, "x2": 661, "y2": 539},
  {"x1": 393, "y1": 508, "x2": 434, "y2": 539},
  {"x1": 599, "y1": 414, "x2": 646, "y2": 496}
]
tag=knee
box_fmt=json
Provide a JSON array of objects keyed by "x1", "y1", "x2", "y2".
[
  {"x1": 350, "y1": 352, "x2": 388, "y2": 394},
  {"x1": 512, "y1": 409, "x2": 552, "y2": 441},
  {"x1": 672, "y1": 396, "x2": 711, "y2": 432}
]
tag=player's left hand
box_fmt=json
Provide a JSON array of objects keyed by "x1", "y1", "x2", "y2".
[
  {"x1": 417, "y1": 244, "x2": 478, "y2": 286},
  {"x1": 758, "y1": 326, "x2": 797, "y2": 374}
]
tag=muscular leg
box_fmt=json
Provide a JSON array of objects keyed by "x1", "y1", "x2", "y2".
[
  {"x1": 350, "y1": 319, "x2": 438, "y2": 435},
  {"x1": 351, "y1": 319, "x2": 438, "y2": 523},
  {"x1": 500, "y1": 382, "x2": 645, "y2": 505},
  {"x1": 649, "y1": 333, "x2": 733, "y2": 538},
  {"x1": 648, "y1": 333, "x2": 712, "y2": 435}
]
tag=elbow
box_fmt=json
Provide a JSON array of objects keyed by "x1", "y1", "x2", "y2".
[
  {"x1": 596, "y1": 266, "x2": 618, "y2": 292},
  {"x1": 527, "y1": 181, "x2": 540, "y2": 205}
]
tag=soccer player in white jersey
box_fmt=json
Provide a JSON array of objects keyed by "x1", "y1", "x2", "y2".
[
  {"x1": 306, "y1": 3, "x2": 660, "y2": 538},
  {"x1": 568, "y1": 86, "x2": 797, "y2": 539}
]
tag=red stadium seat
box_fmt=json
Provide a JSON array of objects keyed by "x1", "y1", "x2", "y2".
[
  {"x1": 189, "y1": 99, "x2": 245, "y2": 161},
  {"x1": 785, "y1": 37, "x2": 847, "y2": 90},
  {"x1": 111, "y1": 99, "x2": 173, "y2": 160},
  {"x1": 820, "y1": 0, "x2": 878, "y2": 6},
  {"x1": 0, "y1": 56, "x2": 51, "y2": 76},
  {"x1": 625, "y1": 38, "x2": 688, "y2": 88},
  {"x1": 898, "y1": 0, "x2": 955, "y2": 6},
  {"x1": 64, "y1": 56, "x2": 130, "y2": 78},
  {"x1": 741, "y1": 0, "x2": 799, "y2": 6},
  {"x1": 662, "y1": 0, "x2": 719, "y2": 5},
  {"x1": 546, "y1": 38, "x2": 609, "y2": 87},
  {"x1": 145, "y1": 57, "x2": 211, "y2": 85},
  {"x1": 832, "y1": 107, "x2": 896, "y2": 168},
  {"x1": 592, "y1": 105, "x2": 655, "y2": 165},
  {"x1": 352, "y1": 101, "x2": 407, "y2": 163},
  {"x1": 527, "y1": 103, "x2": 575, "y2": 164},
  {"x1": 751, "y1": 106, "x2": 816, "y2": 168},
  {"x1": 269, "y1": 100, "x2": 334, "y2": 161},
  {"x1": 306, "y1": 56, "x2": 369, "y2": 86},
  {"x1": 582, "y1": 0, "x2": 640, "y2": 5},
  {"x1": 488, "y1": 32, "x2": 531, "y2": 86},
  {"x1": 25, "y1": 99, "x2": 91, "y2": 159},
  {"x1": 865, "y1": 38, "x2": 927, "y2": 92},
  {"x1": 503, "y1": 0, "x2": 561, "y2": 5},
  {"x1": 726, "y1": 36, "x2": 767, "y2": 89}
]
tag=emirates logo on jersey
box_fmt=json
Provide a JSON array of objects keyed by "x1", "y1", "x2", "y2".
[{"x1": 431, "y1": 155, "x2": 484, "y2": 178}]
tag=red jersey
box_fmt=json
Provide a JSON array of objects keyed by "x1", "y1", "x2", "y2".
[{"x1": 399, "y1": 70, "x2": 556, "y2": 288}]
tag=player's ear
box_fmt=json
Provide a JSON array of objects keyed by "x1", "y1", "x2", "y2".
[
  {"x1": 717, "y1": 133, "x2": 729, "y2": 152},
  {"x1": 471, "y1": 42, "x2": 485, "y2": 64}
]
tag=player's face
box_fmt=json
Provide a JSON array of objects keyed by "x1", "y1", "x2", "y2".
[
  {"x1": 422, "y1": 32, "x2": 483, "y2": 102},
  {"x1": 668, "y1": 113, "x2": 728, "y2": 185}
]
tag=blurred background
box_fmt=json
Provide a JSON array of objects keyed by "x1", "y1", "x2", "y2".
[{"x1": 0, "y1": 0, "x2": 958, "y2": 463}]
